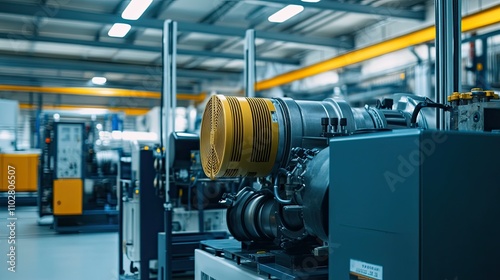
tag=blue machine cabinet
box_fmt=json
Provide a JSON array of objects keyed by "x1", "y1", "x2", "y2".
[{"x1": 329, "y1": 129, "x2": 500, "y2": 280}]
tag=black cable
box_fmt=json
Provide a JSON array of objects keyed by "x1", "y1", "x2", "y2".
[
  {"x1": 274, "y1": 168, "x2": 292, "y2": 204},
  {"x1": 410, "y1": 99, "x2": 452, "y2": 127}
]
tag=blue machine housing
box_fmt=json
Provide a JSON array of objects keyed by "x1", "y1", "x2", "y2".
[{"x1": 329, "y1": 129, "x2": 500, "y2": 279}]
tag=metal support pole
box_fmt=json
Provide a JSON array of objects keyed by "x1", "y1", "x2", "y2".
[
  {"x1": 435, "y1": 0, "x2": 461, "y2": 130},
  {"x1": 480, "y1": 37, "x2": 489, "y2": 88},
  {"x1": 453, "y1": 0, "x2": 462, "y2": 93},
  {"x1": 427, "y1": 43, "x2": 433, "y2": 100},
  {"x1": 162, "y1": 19, "x2": 177, "y2": 280},
  {"x1": 36, "y1": 93, "x2": 43, "y2": 217},
  {"x1": 29, "y1": 92, "x2": 35, "y2": 148},
  {"x1": 244, "y1": 29, "x2": 256, "y2": 97}
]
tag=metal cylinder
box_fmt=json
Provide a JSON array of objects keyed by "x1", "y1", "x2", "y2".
[
  {"x1": 301, "y1": 147, "x2": 330, "y2": 242},
  {"x1": 225, "y1": 187, "x2": 277, "y2": 241},
  {"x1": 200, "y1": 95, "x2": 279, "y2": 179},
  {"x1": 200, "y1": 95, "x2": 405, "y2": 179}
]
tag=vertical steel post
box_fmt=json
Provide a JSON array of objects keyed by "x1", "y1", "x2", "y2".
[
  {"x1": 35, "y1": 93, "x2": 42, "y2": 148},
  {"x1": 427, "y1": 44, "x2": 433, "y2": 100},
  {"x1": 244, "y1": 29, "x2": 256, "y2": 97},
  {"x1": 162, "y1": 19, "x2": 177, "y2": 280},
  {"x1": 453, "y1": 0, "x2": 462, "y2": 94},
  {"x1": 435, "y1": 0, "x2": 461, "y2": 130},
  {"x1": 480, "y1": 37, "x2": 488, "y2": 88}
]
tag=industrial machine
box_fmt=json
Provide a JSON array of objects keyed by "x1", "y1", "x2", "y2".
[
  {"x1": 119, "y1": 132, "x2": 236, "y2": 280},
  {"x1": 194, "y1": 92, "x2": 500, "y2": 280},
  {"x1": 119, "y1": 143, "x2": 165, "y2": 280},
  {"x1": 448, "y1": 87, "x2": 500, "y2": 131},
  {"x1": 0, "y1": 99, "x2": 39, "y2": 205},
  {"x1": 38, "y1": 119, "x2": 120, "y2": 232}
]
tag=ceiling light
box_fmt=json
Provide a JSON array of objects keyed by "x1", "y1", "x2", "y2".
[
  {"x1": 268, "y1": 5, "x2": 304, "y2": 23},
  {"x1": 108, "y1": 23, "x2": 131, "y2": 38},
  {"x1": 79, "y1": 108, "x2": 109, "y2": 115},
  {"x1": 91, "y1": 76, "x2": 107, "y2": 85},
  {"x1": 301, "y1": 0, "x2": 321, "y2": 2},
  {"x1": 122, "y1": 0, "x2": 153, "y2": 20}
]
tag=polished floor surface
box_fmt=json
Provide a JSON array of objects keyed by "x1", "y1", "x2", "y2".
[{"x1": 0, "y1": 206, "x2": 193, "y2": 280}]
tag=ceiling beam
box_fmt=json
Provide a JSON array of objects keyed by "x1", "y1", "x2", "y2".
[
  {"x1": 255, "y1": 0, "x2": 426, "y2": 20},
  {"x1": 0, "y1": 55, "x2": 242, "y2": 81},
  {"x1": 177, "y1": 1, "x2": 239, "y2": 43},
  {"x1": 178, "y1": 48, "x2": 299, "y2": 64},
  {"x1": 149, "y1": 0, "x2": 176, "y2": 19},
  {"x1": 0, "y1": 32, "x2": 158, "y2": 51},
  {"x1": 0, "y1": 2, "x2": 352, "y2": 48},
  {"x1": 128, "y1": 0, "x2": 174, "y2": 49},
  {"x1": 200, "y1": 1, "x2": 239, "y2": 24},
  {"x1": 95, "y1": 0, "x2": 129, "y2": 41},
  {"x1": 0, "y1": 32, "x2": 299, "y2": 65},
  {"x1": 177, "y1": 22, "x2": 353, "y2": 48}
]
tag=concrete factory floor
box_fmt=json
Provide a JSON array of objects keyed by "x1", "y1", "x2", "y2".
[{"x1": 0, "y1": 206, "x2": 194, "y2": 280}]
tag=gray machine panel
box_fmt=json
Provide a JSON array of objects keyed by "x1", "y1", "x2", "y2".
[
  {"x1": 329, "y1": 129, "x2": 421, "y2": 280},
  {"x1": 55, "y1": 123, "x2": 83, "y2": 179},
  {"x1": 419, "y1": 131, "x2": 500, "y2": 279},
  {"x1": 329, "y1": 129, "x2": 500, "y2": 280}
]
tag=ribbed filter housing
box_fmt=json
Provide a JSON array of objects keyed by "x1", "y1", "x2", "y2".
[{"x1": 200, "y1": 95, "x2": 279, "y2": 179}]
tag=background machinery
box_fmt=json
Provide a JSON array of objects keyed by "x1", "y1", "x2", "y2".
[
  {"x1": 194, "y1": 92, "x2": 500, "y2": 280},
  {"x1": 119, "y1": 132, "x2": 236, "y2": 280},
  {"x1": 39, "y1": 118, "x2": 120, "y2": 232},
  {"x1": 0, "y1": 99, "x2": 39, "y2": 206}
]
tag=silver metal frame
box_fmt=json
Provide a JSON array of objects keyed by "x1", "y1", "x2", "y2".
[
  {"x1": 163, "y1": 19, "x2": 177, "y2": 204},
  {"x1": 162, "y1": 19, "x2": 177, "y2": 280},
  {"x1": 435, "y1": 0, "x2": 461, "y2": 130},
  {"x1": 244, "y1": 29, "x2": 256, "y2": 98}
]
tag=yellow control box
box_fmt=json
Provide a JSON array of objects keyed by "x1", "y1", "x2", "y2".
[
  {"x1": 53, "y1": 179, "x2": 83, "y2": 215},
  {"x1": 0, "y1": 153, "x2": 39, "y2": 192}
]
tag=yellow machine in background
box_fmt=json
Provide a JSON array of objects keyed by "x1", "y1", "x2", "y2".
[
  {"x1": 38, "y1": 119, "x2": 120, "y2": 232},
  {"x1": 0, "y1": 98, "x2": 40, "y2": 203},
  {"x1": 0, "y1": 153, "x2": 39, "y2": 192},
  {"x1": 51, "y1": 122, "x2": 84, "y2": 216},
  {"x1": 53, "y1": 179, "x2": 83, "y2": 215}
]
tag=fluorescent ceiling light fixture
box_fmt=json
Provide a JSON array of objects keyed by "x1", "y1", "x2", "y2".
[
  {"x1": 0, "y1": 131, "x2": 15, "y2": 140},
  {"x1": 79, "y1": 108, "x2": 109, "y2": 115},
  {"x1": 122, "y1": 0, "x2": 153, "y2": 20},
  {"x1": 301, "y1": 0, "x2": 321, "y2": 2},
  {"x1": 108, "y1": 23, "x2": 131, "y2": 38},
  {"x1": 91, "y1": 76, "x2": 107, "y2": 85},
  {"x1": 268, "y1": 5, "x2": 304, "y2": 23},
  {"x1": 112, "y1": 131, "x2": 158, "y2": 141}
]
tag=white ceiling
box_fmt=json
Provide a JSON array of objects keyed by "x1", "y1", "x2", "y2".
[{"x1": 0, "y1": 0, "x2": 429, "y2": 108}]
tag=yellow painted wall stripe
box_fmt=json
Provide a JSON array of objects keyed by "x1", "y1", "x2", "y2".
[
  {"x1": 178, "y1": 92, "x2": 207, "y2": 103},
  {"x1": 0, "y1": 85, "x2": 207, "y2": 102},
  {"x1": 0, "y1": 85, "x2": 160, "y2": 98},
  {"x1": 255, "y1": 4, "x2": 500, "y2": 91},
  {"x1": 19, "y1": 103, "x2": 150, "y2": 116}
]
